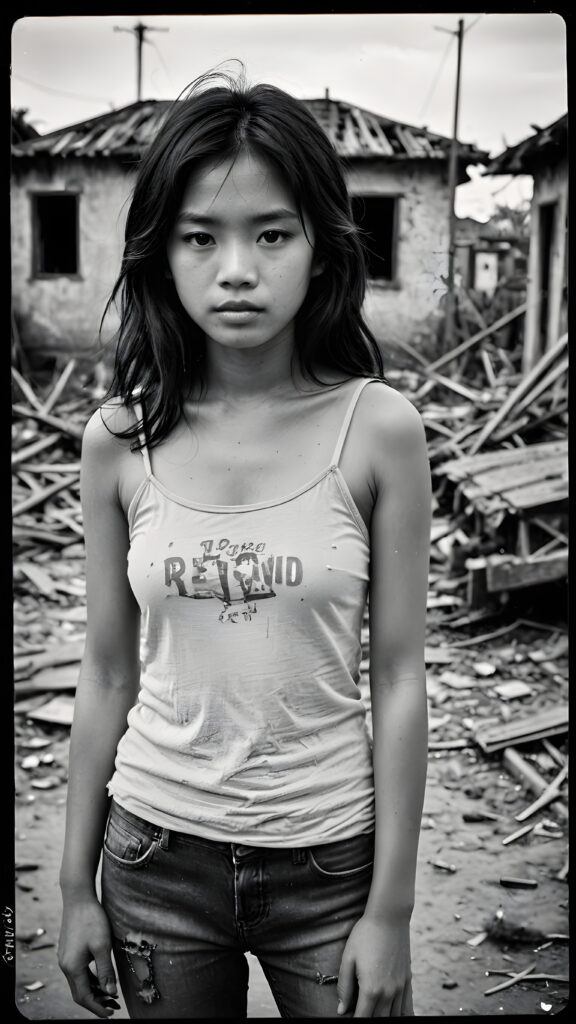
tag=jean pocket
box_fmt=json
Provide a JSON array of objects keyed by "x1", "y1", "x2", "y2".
[
  {"x1": 308, "y1": 832, "x2": 374, "y2": 880},
  {"x1": 103, "y1": 808, "x2": 158, "y2": 868}
]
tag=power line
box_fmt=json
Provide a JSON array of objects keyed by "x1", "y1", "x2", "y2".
[
  {"x1": 418, "y1": 34, "x2": 455, "y2": 123},
  {"x1": 147, "y1": 38, "x2": 176, "y2": 94},
  {"x1": 464, "y1": 13, "x2": 485, "y2": 34},
  {"x1": 12, "y1": 72, "x2": 112, "y2": 105}
]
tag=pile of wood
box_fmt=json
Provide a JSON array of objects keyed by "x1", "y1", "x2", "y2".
[
  {"x1": 392, "y1": 310, "x2": 568, "y2": 610},
  {"x1": 12, "y1": 361, "x2": 90, "y2": 553},
  {"x1": 13, "y1": 360, "x2": 99, "y2": 727}
]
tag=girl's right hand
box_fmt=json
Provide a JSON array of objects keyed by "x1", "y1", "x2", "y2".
[{"x1": 58, "y1": 898, "x2": 121, "y2": 1018}]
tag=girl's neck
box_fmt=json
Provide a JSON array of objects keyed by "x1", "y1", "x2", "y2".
[{"x1": 200, "y1": 331, "x2": 300, "y2": 401}]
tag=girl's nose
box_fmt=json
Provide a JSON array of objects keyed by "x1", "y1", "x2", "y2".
[{"x1": 216, "y1": 241, "x2": 258, "y2": 289}]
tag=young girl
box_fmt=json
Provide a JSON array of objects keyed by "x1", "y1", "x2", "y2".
[{"x1": 57, "y1": 68, "x2": 431, "y2": 1019}]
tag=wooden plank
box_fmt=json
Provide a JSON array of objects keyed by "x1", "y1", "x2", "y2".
[
  {"x1": 17, "y1": 562, "x2": 58, "y2": 597},
  {"x1": 425, "y1": 302, "x2": 528, "y2": 374},
  {"x1": 12, "y1": 526, "x2": 79, "y2": 547},
  {"x1": 415, "y1": 366, "x2": 487, "y2": 404},
  {"x1": 17, "y1": 462, "x2": 81, "y2": 474},
  {"x1": 14, "y1": 468, "x2": 44, "y2": 495},
  {"x1": 11, "y1": 366, "x2": 43, "y2": 410},
  {"x1": 26, "y1": 694, "x2": 76, "y2": 725},
  {"x1": 48, "y1": 507, "x2": 84, "y2": 536},
  {"x1": 468, "y1": 333, "x2": 568, "y2": 455},
  {"x1": 465, "y1": 557, "x2": 491, "y2": 610},
  {"x1": 14, "y1": 638, "x2": 85, "y2": 676},
  {"x1": 40, "y1": 358, "x2": 77, "y2": 415},
  {"x1": 463, "y1": 453, "x2": 567, "y2": 496},
  {"x1": 12, "y1": 476, "x2": 74, "y2": 517},
  {"x1": 499, "y1": 478, "x2": 568, "y2": 511},
  {"x1": 454, "y1": 473, "x2": 567, "y2": 514},
  {"x1": 438, "y1": 440, "x2": 567, "y2": 481},
  {"x1": 473, "y1": 705, "x2": 568, "y2": 753},
  {"x1": 484, "y1": 962, "x2": 538, "y2": 997},
  {"x1": 513, "y1": 354, "x2": 568, "y2": 417},
  {"x1": 486, "y1": 551, "x2": 568, "y2": 591},
  {"x1": 502, "y1": 747, "x2": 568, "y2": 821},
  {"x1": 11, "y1": 433, "x2": 61, "y2": 467},
  {"x1": 515, "y1": 764, "x2": 568, "y2": 822},
  {"x1": 12, "y1": 402, "x2": 85, "y2": 440},
  {"x1": 454, "y1": 485, "x2": 564, "y2": 519}
]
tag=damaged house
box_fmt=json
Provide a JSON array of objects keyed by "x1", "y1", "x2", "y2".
[
  {"x1": 11, "y1": 95, "x2": 487, "y2": 368},
  {"x1": 482, "y1": 113, "x2": 568, "y2": 372}
]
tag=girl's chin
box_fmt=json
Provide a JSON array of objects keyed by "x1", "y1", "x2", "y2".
[{"x1": 203, "y1": 329, "x2": 294, "y2": 352}]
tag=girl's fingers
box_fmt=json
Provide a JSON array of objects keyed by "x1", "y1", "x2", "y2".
[
  {"x1": 389, "y1": 991, "x2": 405, "y2": 1016},
  {"x1": 337, "y1": 955, "x2": 356, "y2": 1015},
  {"x1": 401, "y1": 980, "x2": 414, "y2": 1016},
  {"x1": 69, "y1": 967, "x2": 116, "y2": 1018},
  {"x1": 93, "y1": 953, "x2": 118, "y2": 1000},
  {"x1": 353, "y1": 990, "x2": 380, "y2": 1017}
]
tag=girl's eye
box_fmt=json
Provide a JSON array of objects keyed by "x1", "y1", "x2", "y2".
[
  {"x1": 259, "y1": 230, "x2": 287, "y2": 245},
  {"x1": 186, "y1": 232, "x2": 214, "y2": 247}
]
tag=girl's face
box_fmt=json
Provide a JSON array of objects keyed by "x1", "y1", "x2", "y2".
[{"x1": 166, "y1": 151, "x2": 322, "y2": 353}]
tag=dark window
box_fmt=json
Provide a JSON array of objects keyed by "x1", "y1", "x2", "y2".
[
  {"x1": 32, "y1": 193, "x2": 79, "y2": 275},
  {"x1": 538, "y1": 201, "x2": 556, "y2": 348},
  {"x1": 351, "y1": 195, "x2": 398, "y2": 281}
]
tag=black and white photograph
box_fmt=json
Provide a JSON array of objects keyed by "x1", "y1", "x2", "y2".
[{"x1": 11, "y1": 11, "x2": 568, "y2": 1019}]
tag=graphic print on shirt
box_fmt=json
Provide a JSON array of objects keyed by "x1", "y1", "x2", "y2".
[{"x1": 163, "y1": 536, "x2": 303, "y2": 623}]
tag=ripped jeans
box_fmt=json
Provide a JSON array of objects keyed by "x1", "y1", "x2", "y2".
[{"x1": 100, "y1": 799, "x2": 374, "y2": 1018}]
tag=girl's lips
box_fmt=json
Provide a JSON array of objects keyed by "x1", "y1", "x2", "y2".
[{"x1": 214, "y1": 309, "x2": 263, "y2": 323}]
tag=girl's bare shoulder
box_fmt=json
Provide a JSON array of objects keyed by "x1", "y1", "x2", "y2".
[
  {"x1": 81, "y1": 399, "x2": 139, "y2": 478},
  {"x1": 358, "y1": 380, "x2": 425, "y2": 451}
]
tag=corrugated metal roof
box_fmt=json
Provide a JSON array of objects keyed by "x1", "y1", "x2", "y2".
[
  {"x1": 12, "y1": 96, "x2": 488, "y2": 168},
  {"x1": 483, "y1": 114, "x2": 567, "y2": 175}
]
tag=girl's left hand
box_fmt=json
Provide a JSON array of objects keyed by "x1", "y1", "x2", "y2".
[{"x1": 337, "y1": 914, "x2": 414, "y2": 1017}]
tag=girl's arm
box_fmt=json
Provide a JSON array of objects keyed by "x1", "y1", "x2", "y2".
[
  {"x1": 58, "y1": 408, "x2": 141, "y2": 1018},
  {"x1": 338, "y1": 387, "x2": 431, "y2": 1018}
]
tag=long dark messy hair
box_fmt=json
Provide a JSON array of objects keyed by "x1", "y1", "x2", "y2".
[{"x1": 102, "y1": 64, "x2": 385, "y2": 448}]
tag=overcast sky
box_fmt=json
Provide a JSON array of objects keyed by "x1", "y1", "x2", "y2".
[{"x1": 11, "y1": 12, "x2": 568, "y2": 221}]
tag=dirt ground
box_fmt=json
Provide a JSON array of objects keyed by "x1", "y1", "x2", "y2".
[{"x1": 10, "y1": 693, "x2": 569, "y2": 1019}]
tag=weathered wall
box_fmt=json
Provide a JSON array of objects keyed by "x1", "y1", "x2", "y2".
[
  {"x1": 11, "y1": 157, "x2": 133, "y2": 362},
  {"x1": 346, "y1": 159, "x2": 449, "y2": 348}
]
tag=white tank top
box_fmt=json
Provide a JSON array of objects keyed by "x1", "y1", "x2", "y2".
[{"x1": 107, "y1": 378, "x2": 379, "y2": 845}]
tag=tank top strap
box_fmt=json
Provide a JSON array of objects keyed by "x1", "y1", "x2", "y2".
[
  {"x1": 132, "y1": 400, "x2": 152, "y2": 476},
  {"x1": 330, "y1": 378, "x2": 381, "y2": 467}
]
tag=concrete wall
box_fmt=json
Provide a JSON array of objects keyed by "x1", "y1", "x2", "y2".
[
  {"x1": 346, "y1": 159, "x2": 449, "y2": 348},
  {"x1": 11, "y1": 155, "x2": 450, "y2": 363},
  {"x1": 11, "y1": 157, "x2": 133, "y2": 363}
]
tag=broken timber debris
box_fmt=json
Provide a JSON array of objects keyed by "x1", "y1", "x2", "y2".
[
  {"x1": 472, "y1": 705, "x2": 568, "y2": 753},
  {"x1": 410, "y1": 315, "x2": 568, "y2": 610}
]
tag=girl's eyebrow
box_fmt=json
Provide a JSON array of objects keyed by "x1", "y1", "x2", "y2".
[{"x1": 175, "y1": 207, "x2": 300, "y2": 225}]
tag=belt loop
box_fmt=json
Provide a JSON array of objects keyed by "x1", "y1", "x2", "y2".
[
  {"x1": 292, "y1": 848, "x2": 307, "y2": 865},
  {"x1": 158, "y1": 827, "x2": 170, "y2": 850}
]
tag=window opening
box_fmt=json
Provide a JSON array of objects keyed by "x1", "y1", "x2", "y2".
[
  {"x1": 351, "y1": 195, "x2": 397, "y2": 281},
  {"x1": 33, "y1": 193, "x2": 79, "y2": 275}
]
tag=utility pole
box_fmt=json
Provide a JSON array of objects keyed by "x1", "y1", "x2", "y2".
[
  {"x1": 436, "y1": 17, "x2": 464, "y2": 352},
  {"x1": 114, "y1": 21, "x2": 169, "y2": 102}
]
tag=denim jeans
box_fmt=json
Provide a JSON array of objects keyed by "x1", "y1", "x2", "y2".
[{"x1": 100, "y1": 799, "x2": 374, "y2": 1018}]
